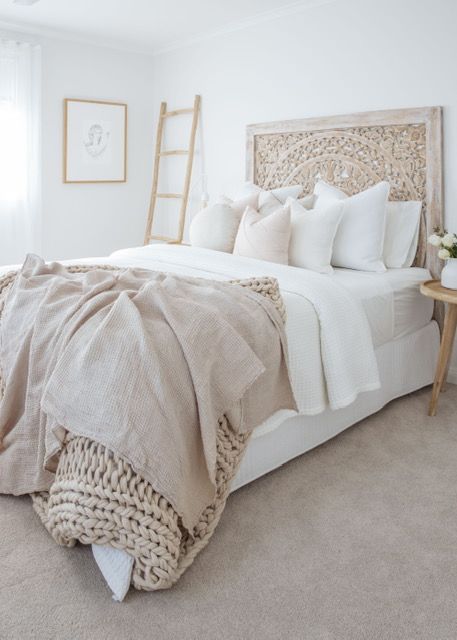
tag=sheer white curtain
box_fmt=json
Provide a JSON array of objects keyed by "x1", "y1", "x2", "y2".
[{"x1": 0, "y1": 39, "x2": 41, "y2": 266}]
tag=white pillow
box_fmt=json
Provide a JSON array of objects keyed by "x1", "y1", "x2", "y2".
[
  {"x1": 238, "y1": 181, "x2": 302, "y2": 204},
  {"x1": 383, "y1": 201, "x2": 422, "y2": 268},
  {"x1": 258, "y1": 191, "x2": 316, "y2": 217},
  {"x1": 314, "y1": 181, "x2": 390, "y2": 272},
  {"x1": 189, "y1": 193, "x2": 258, "y2": 252},
  {"x1": 257, "y1": 192, "x2": 285, "y2": 216},
  {"x1": 287, "y1": 198, "x2": 344, "y2": 274},
  {"x1": 233, "y1": 204, "x2": 291, "y2": 265},
  {"x1": 298, "y1": 193, "x2": 316, "y2": 210},
  {"x1": 314, "y1": 181, "x2": 348, "y2": 209}
]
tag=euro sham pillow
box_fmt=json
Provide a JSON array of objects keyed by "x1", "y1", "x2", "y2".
[
  {"x1": 233, "y1": 204, "x2": 291, "y2": 265},
  {"x1": 189, "y1": 193, "x2": 258, "y2": 252},
  {"x1": 314, "y1": 180, "x2": 390, "y2": 272},
  {"x1": 314, "y1": 180, "x2": 347, "y2": 207},
  {"x1": 287, "y1": 198, "x2": 344, "y2": 274},
  {"x1": 236, "y1": 182, "x2": 302, "y2": 208},
  {"x1": 257, "y1": 191, "x2": 316, "y2": 216},
  {"x1": 383, "y1": 201, "x2": 422, "y2": 268}
]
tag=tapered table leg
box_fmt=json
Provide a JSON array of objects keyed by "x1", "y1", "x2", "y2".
[{"x1": 429, "y1": 304, "x2": 457, "y2": 416}]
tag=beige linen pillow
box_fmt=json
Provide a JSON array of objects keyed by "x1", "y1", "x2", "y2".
[
  {"x1": 189, "y1": 193, "x2": 258, "y2": 252},
  {"x1": 233, "y1": 205, "x2": 291, "y2": 264}
]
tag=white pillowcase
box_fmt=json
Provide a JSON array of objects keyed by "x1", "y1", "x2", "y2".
[
  {"x1": 257, "y1": 192, "x2": 287, "y2": 216},
  {"x1": 189, "y1": 193, "x2": 258, "y2": 252},
  {"x1": 233, "y1": 204, "x2": 291, "y2": 265},
  {"x1": 314, "y1": 180, "x2": 346, "y2": 207},
  {"x1": 297, "y1": 193, "x2": 317, "y2": 210},
  {"x1": 287, "y1": 198, "x2": 344, "y2": 274},
  {"x1": 258, "y1": 192, "x2": 316, "y2": 216},
  {"x1": 383, "y1": 201, "x2": 422, "y2": 268},
  {"x1": 237, "y1": 182, "x2": 302, "y2": 204},
  {"x1": 314, "y1": 180, "x2": 390, "y2": 272}
]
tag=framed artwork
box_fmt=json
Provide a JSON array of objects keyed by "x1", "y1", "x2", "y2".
[{"x1": 63, "y1": 98, "x2": 127, "y2": 183}]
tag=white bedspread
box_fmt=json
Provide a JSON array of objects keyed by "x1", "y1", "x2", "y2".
[{"x1": 63, "y1": 244, "x2": 380, "y2": 415}]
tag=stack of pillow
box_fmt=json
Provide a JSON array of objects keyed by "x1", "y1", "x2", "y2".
[{"x1": 189, "y1": 180, "x2": 422, "y2": 274}]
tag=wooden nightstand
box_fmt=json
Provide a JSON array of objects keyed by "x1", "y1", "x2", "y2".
[{"x1": 420, "y1": 280, "x2": 457, "y2": 415}]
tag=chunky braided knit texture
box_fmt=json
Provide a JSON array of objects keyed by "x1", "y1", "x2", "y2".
[{"x1": 0, "y1": 265, "x2": 285, "y2": 592}]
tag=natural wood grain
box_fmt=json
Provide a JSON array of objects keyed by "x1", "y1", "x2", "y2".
[
  {"x1": 164, "y1": 108, "x2": 194, "y2": 117},
  {"x1": 421, "y1": 280, "x2": 457, "y2": 305},
  {"x1": 428, "y1": 305, "x2": 457, "y2": 416},
  {"x1": 63, "y1": 98, "x2": 128, "y2": 184},
  {"x1": 144, "y1": 101, "x2": 167, "y2": 245},
  {"x1": 420, "y1": 281, "x2": 457, "y2": 415},
  {"x1": 177, "y1": 95, "x2": 201, "y2": 244},
  {"x1": 144, "y1": 96, "x2": 201, "y2": 245},
  {"x1": 246, "y1": 106, "x2": 444, "y2": 329},
  {"x1": 158, "y1": 150, "x2": 189, "y2": 156}
]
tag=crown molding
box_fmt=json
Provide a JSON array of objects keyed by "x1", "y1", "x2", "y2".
[
  {"x1": 0, "y1": 18, "x2": 154, "y2": 55},
  {"x1": 0, "y1": 0, "x2": 339, "y2": 58},
  {"x1": 152, "y1": 0, "x2": 338, "y2": 56}
]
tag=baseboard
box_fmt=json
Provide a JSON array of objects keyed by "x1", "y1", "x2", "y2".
[{"x1": 447, "y1": 366, "x2": 457, "y2": 385}]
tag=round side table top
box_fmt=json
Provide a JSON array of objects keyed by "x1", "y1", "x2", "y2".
[{"x1": 420, "y1": 280, "x2": 457, "y2": 304}]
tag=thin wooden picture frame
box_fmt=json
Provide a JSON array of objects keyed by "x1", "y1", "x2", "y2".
[{"x1": 63, "y1": 98, "x2": 128, "y2": 184}]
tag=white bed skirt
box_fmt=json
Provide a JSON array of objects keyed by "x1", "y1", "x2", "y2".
[{"x1": 232, "y1": 320, "x2": 440, "y2": 491}]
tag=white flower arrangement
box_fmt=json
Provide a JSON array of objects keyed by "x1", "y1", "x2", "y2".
[{"x1": 428, "y1": 229, "x2": 457, "y2": 260}]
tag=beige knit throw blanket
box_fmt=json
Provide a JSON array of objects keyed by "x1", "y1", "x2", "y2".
[{"x1": 0, "y1": 255, "x2": 295, "y2": 532}]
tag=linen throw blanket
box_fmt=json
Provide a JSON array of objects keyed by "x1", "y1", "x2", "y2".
[
  {"x1": 108, "y1": 244, "x2": 381, "y2": 413},
  {"x1": 0, "y1": 255, "x2": 296, "y2": 532}
]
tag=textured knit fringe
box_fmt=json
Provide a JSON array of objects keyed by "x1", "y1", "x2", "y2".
[{"x1": 0, "y1": 265, "x2": 285, "y2": 592}]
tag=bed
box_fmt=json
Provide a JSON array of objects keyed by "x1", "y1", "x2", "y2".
[
  {"x1": 235, "y1": 105, "x2": 443, "y2": 486},
  {"x1": 0, "y1": 106, "x2": 444, "y2": 600}
]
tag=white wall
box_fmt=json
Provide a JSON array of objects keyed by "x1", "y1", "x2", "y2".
[
  {"x1": 150, "y1": 0, "x2": 457, "y2": 238},
  {"x1": 150, "y1": 0, "x2": 457, "y2": 376},
  {"x1": 40, "y1": 37, "x2": 154, "y2": 260}
]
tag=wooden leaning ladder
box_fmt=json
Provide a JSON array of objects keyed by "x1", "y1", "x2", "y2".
[{"x1": 144, "y1": 95, "x2": 201, "y2": 245}]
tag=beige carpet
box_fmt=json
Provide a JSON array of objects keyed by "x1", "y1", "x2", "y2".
[{"x1": 1, "y1": 385, "x2": 457, "y2": 640}]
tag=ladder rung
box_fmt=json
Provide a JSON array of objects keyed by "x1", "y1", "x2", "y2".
[
  {"x1": 159, "y1": 150, "x2": 189, "y2": 156},
  {"x1": 146, "y1": 234, "x2": 178, "y2": 242},
  {"x1": 163, "y1": 108, "x2": 194, "y2": 118},
  {"x1": 155, "y1": 193, "x2": 184, "y2": 199}
]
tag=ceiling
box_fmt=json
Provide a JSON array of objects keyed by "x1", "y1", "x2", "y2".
[{"x1": 0, "y1": 0, "x2": 331, "y2": 54}]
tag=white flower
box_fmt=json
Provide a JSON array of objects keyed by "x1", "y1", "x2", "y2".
[
  {"x1": 428, "y1": 234, "x2": 442, "y2": 247},
  {"x1": 438, "y1": 248, "x2": 451, "y2": 260},
  {"x1": 442, "y1": 233, "x2": 456, "y2": 248}
]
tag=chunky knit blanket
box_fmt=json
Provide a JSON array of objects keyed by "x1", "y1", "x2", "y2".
[{"x1": 0, "y1": 265, "x2": 287, "y2": 592}]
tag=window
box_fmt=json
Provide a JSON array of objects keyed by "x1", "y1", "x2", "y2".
[{"x1": 0, "y1": 39, "x2": 41, "y2": 265}]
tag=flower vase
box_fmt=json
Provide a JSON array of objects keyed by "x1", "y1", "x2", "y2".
[{"x1": 441, "y1": 258, "x2": 457, "y2": 289}]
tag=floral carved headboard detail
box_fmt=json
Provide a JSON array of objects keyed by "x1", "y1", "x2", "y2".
[{"x1": 246, "y1": 107, "x2": 443, "y2": 278}]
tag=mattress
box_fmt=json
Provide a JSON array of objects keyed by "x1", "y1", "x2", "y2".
[{"x1": 333, "y1": 267, "x2": 433, "y2": 347}]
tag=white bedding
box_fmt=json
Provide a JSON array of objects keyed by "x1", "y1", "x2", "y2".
[
  {"x1": 76, "y1": 243, "x2": 381, "y2": 415},
  {"x1": 0, "y1": 247, "x2": 431, "y2": 416},
  {"x1": 333, "y1": 267, "x2": 433, "y2": 347},
  {"x1": 0, "y1": 246, "x2": 434, "y2": 600}
]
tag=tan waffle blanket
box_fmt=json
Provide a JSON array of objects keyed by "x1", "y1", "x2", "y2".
[{"x1": 0, "y1": 255, "x2": 295, "y2": 532}]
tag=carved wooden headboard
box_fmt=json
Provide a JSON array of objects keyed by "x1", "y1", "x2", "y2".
[{"x1": 246, "y1": 107, "x2": 443, "y2": 280}]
